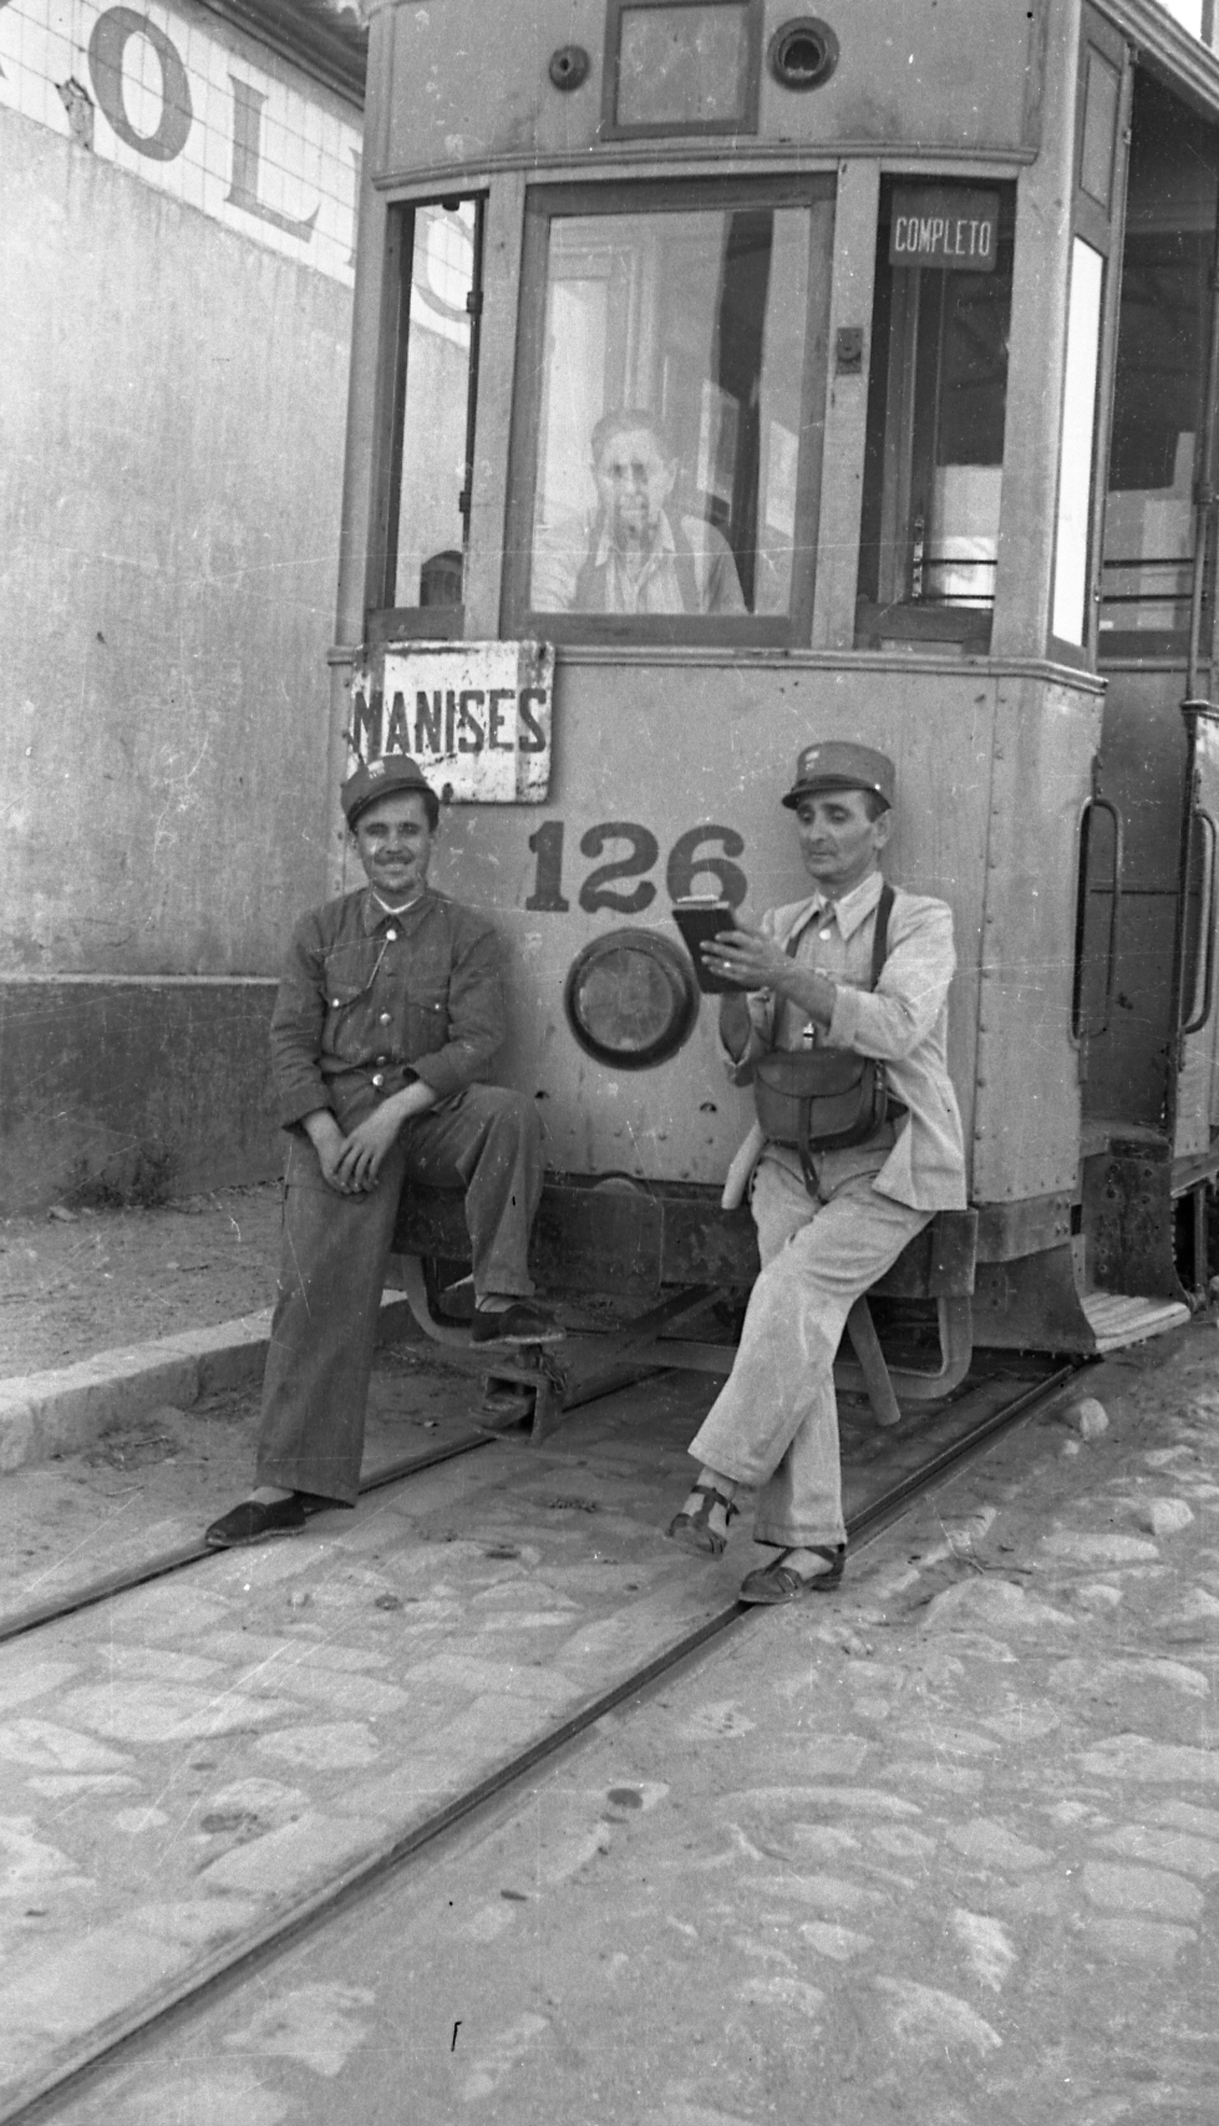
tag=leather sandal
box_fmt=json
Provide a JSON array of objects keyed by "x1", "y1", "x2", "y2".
[
  {"x1": 665, "y1": 1483, "x2": 739, "y2": 1558},
  {"x1": 738, "y1": 1543, "x2": 846, "y2": 1604}
]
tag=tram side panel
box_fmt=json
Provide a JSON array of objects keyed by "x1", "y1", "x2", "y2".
[{"x1": 969, "y1": 671, "x2": 1105, "y2": 1236}]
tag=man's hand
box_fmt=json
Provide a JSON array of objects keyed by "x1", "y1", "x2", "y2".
[
  {"x1": 333, "y1": 1080, "x2": 440, "y2": 1193},
  {"x1": 333, "y1": 1103, "x2": 404, "y2": 1191},
  {"x1": 301, "y1": 1110, "x2": 357, "y2": 1197},
  {"x1": 703, "y1": 924, "x2": 793, "y2": 993},
  {"x1": 704, "y1": 926, "x2": 838, "y2": 1032}
]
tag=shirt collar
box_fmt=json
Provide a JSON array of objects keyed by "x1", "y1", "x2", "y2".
[
  {"x1": 831, "y1": 869, "x2": 886, "y2": 940},
  {"x1": 360, "y1": 886, "x2": 434, "y2": 936},
  {"x1": 593, "y1": 509, "x2": 677, "y2": 570},
  {"x1": 784, "y1": 869, "x2": 886, "y2": 947}
]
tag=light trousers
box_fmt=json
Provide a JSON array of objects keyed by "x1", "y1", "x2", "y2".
[
  {"x1": 255, "y1": 1084, "x2": 542, "y2": 1504},
  {"x1": 688, "y1": 1149, "x2": 930, "y2": 1550}
]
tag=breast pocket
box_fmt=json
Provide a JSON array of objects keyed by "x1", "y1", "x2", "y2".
[
  {"x1": 406, "y1": 987, "x2": 449, "y2": 1056},
  {"x1": 321, "y1": 948, "x2": 380, "y2": 1056}
]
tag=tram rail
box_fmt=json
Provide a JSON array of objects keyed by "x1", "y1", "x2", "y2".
[{"x1": 0, "y1": 1356, "x2": 1078, "y2": 2126}]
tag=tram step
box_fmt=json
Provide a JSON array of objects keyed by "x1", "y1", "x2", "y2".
[{"x1": 1080, "y1": 1290, "x2": 1191, "y2": 1351}]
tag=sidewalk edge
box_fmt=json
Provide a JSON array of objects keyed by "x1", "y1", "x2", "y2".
[{"x1": 0, "y1": 1296, "x2": 418, "y2": 1475}]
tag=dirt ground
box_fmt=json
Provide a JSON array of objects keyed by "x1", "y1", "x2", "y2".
[{"x1": 0, "y1": 1182, "x2": 284, "y2": 1379}]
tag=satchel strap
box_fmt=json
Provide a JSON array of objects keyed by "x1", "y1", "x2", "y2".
[{"x1": 870, "y1": 881, "x2": 895, "y2": 990}]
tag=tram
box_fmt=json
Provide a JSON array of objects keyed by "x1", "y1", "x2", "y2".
[{"x1": 326, "y1": 0, "x2": 1219, "y2": 1378}]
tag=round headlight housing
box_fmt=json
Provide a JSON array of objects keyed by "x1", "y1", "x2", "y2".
[{"x1": 564, "y1": 930, "x2": 700, "y2": 1071}]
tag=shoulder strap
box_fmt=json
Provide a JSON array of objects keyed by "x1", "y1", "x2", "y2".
[
  {"x1": 573, "y1": 546, "x2": 604, "y2": 609},
  {"x1": 870, "y1": 882, "x2": 895, "y2": 990},
  {"x1": 673, "y1": 523, "x2": 703, "y2": 615}
]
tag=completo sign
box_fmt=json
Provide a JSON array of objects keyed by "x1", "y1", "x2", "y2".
[
  {"x1": 890, "y1": 188, "x2": 1000, "y2": 272},
  {"x1": 348, "y1": 643, "x2": 554, "y2": 804}
]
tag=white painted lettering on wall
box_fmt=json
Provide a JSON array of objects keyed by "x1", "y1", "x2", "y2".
[
  {"x1": 0, "y1": 0, "x2": 360, "y2": 283},
  {"x1": 349, "y1": 644, "x2": 555, "y2": 805}
]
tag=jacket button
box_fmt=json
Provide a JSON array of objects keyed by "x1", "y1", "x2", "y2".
[
  {"x1": 371, "y1": 1072, "x2": 385, "y2": 1088},
  {"x1": 332, "y1": 997, "x2": 341, "y2": 1006},
  {"x1": 386, "y1": 929, "x2": 398, "y2": 941},
  {"x1": 379, "y1": 1012, "x2": 391, "y2": 1024}
]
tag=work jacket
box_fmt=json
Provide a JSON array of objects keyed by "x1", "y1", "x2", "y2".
[
  {"x1": 721, "y1": 869, "x2": 967, "y2": 1214},
  {"x1": 269, "y1": 886, "x2": 504, "y2": 1133}
]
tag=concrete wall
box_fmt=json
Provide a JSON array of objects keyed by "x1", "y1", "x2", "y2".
[{"x1": 0, "y1": 104, "x2": 353, "y2": 1210}]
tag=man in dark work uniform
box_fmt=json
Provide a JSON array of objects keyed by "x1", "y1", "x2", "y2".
[{"x1": 205, "y1": 753, "x2": 559, "y2": 1548}]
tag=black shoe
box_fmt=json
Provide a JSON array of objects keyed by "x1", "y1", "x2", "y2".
[
  {"x1": 470, "y1": 1301, "x2": 565, "y2": 1346},
  {"x1": 204, "y1": 1495, "x2": 308, "y2": 1548}
]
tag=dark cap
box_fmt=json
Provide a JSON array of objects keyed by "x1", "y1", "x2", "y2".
[
  {"x1": 781, "y1": 741, "x2": 896, "y2": 811},
  {"x1": 341, "y1": 753, "x2": 436, "y2": 828}
]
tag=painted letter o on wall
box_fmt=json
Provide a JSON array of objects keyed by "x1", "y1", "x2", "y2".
[{"x1": 87, "y1": 7, "x2": 193, "y2": 161}]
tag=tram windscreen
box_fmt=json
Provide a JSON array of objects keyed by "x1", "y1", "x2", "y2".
[{"x1": 526, "y1": 204, "x2": 813, "y2": 622}]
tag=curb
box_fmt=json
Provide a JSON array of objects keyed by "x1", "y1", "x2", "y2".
[{"x1": 0, "y1": 1295, "x2": 419, "y2": 1475}]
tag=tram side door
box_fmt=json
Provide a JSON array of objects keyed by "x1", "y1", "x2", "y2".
[
  {"x1": 1090, "y1": 67, "x2": 1219, "y2": 1188},
  {"x1": 1173, "y1": 706, "x2": 1219, "y2": 1168}
]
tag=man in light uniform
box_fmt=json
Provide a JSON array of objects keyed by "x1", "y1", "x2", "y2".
[
  {"x1": 531, "y1": 409, "x2": 746, "y2": 616},
  {"x1": 206, "y1": 753, "x2": 559, "y2": 1548},
  {"x1": 667, "y1": 742, "x2": 966, "y2": 1601}
]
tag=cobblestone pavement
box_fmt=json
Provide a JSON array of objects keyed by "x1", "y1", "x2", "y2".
[{"x1": 38, "y1": 1322, "x2": 1219, "y2": 2126}]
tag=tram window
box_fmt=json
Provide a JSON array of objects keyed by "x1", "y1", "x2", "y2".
[
  {"x1": 506, "y1": 179, "x2": 833, "y2": 645},
  {"x1": 369, "y1": 198, "x2": 484, "y2": 636},
  {"x1": 1099, "y1": 77, "x2": 1218, "y2": 659},
  {"x1": 856, "y1": 183, "x2": 1015, "y2": 652}
]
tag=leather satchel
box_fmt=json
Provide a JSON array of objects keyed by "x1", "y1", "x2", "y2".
[{"x1": 753, "y1": 883, "x2": 895, "y2": 1178}]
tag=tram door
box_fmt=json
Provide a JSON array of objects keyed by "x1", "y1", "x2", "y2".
[
  {"x1": 1086, "y1": 72, "x2": 1219, "y2": 1193},
  {"x1": 1176, "y1": 708, "x2": 1219, "y2": 1165}
]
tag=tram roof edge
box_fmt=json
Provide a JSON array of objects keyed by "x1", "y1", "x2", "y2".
[
  {"x1": 196, "y1": 0, "x2": 368, "y2": 107},
  {"x1": 1102, "y1": 0, "x2": 1219, "y2": 111}
]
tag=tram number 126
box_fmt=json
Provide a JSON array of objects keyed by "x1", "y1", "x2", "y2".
[{"x1": 525, "y1": 821, "x2": 747, "y2": 916}]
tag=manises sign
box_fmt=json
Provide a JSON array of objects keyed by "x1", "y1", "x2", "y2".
[{"x1": 348, "y1": 643, "x2": 555, "y2": 804}]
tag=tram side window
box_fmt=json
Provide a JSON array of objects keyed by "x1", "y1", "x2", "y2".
[
  {"x1": 506, "y1": 180, "x2": 833, "y2": 643},
  {"x1": 1100, "y1": 77, "x2": 1218, "y2": 659},
  {"x1": 857, "y1": 183, "x2": 1015, "y2": 651},
  {"x1": 370, "y1": 198, "x2": 484, "y2": 635}
]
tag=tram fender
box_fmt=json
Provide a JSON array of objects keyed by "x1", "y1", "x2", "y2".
[
  {"x1": 972, "y1": 1245, "x2": 1095, "y2": 1352},
  {"x1": 393, "y1": 1179, "x2": 667, "y2": 1295},
  {"x1": 1081, "y1": 1144, "x2": 1183, "y2": 1301},
  {"x1": 393, "y1": 1185, "x2": 978, "y2": 1302}
]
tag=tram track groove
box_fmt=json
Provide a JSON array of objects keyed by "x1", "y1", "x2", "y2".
[
  {"x1": 0, "y1": 1354, "x2": 666, "y2": 1649},
  {"x1": 0, "y1": 1360, "x2": 1077, "y2": 2125}
]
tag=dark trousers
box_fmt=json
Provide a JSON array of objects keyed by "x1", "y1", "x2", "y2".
[{"x1": 255, "y1": 1085, "x2": 543, "y2": 1503}]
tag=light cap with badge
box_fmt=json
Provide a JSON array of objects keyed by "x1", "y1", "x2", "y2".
[{"x1": 781, "y1": 741, "x2": 896, "y2": 811}]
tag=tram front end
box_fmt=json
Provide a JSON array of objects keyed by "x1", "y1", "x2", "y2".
[{"x1": 328, "y1": 0, "x2": 1219, "y2": 1363}]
